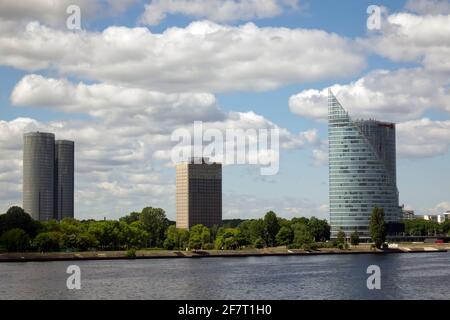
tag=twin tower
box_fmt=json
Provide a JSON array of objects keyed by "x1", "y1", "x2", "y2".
[{"x1": 23, "y1": 132, "x2": 74, "y2": 221}]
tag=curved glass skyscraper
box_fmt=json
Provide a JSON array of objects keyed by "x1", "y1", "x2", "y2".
[{"x1": 328, "y1": 90, "x2": 401, "y2": 238}]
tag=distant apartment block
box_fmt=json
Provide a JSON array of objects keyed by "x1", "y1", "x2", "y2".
[
  {"x1": 176, "y1": 158, "x2": 222, "y2": 229},
  {"x1": 328, "y1": 90, "x2": 401, "y2": 238},
  {"x1": 420, "y1": 212, "x2": 450, "y2": 224},
  {"x1": 23, "y1": 132, "x2": 74, "y2": 221},
  {"x1": 401, "y1": 205, "x2": 415, "y2": 220}
]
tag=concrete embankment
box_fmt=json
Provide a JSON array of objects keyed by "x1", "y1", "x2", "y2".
[{"x1": 0, "y1": 246, "x2": 447, "y2": 263}]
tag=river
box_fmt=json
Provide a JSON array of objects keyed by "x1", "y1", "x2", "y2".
[{"x1": 0, "y1": 252, "x2": 449, "y2": 299}]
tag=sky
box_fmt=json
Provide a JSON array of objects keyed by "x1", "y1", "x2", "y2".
[{"x1": 0, "y1": 0, "x2": 449, "y2": 221}]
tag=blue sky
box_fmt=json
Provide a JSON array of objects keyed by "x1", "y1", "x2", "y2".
[{"x1": 0, "y1": 0, "x2": 449, "y2": 220}]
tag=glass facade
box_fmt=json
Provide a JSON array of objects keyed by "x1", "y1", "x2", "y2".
[{"x1": 328, "y1": 90, "x2": 401, "y2": 238}]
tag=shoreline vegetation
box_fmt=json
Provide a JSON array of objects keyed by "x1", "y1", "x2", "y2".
[
  {"x1": 1, "y1": 245, "x2": 448, "y2": 263},
  {"x1": 2, "y1": 206, "x2": 450, "y2": 263}
]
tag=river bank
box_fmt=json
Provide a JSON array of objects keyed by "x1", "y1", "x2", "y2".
[{"x1": 0, "y1": 244, "x2": 448, "y2": 262}]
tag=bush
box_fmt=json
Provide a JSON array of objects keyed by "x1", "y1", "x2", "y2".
[
  {"x1": 0, "y1": 228, "x2": 30, "y2": 252},
  {"x1": 163, "y1": 238, "x2": 175, "y2": 250},
  {"x1": 126, "y1": 248, "x2": 137, "y2": 259},
  {"x1": 254, "y1": 238, "x2": 265, "y2": 249},
  {"x1": 202, "y1": 243, "x2": 214, "y2": 250},
  {"x1": 315, "y1": 241, "x2": 336, "y2": 249}
]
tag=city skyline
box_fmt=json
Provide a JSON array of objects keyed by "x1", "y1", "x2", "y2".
[{"x1": 0, "y1": 0, "x2": 449, "y2": 221}]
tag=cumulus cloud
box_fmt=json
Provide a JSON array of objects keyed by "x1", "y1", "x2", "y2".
[
  {"x1": 11, "y1": 74, "x2": 225, "y2": 130},
  {"x1": 0, "y1": 0, "x2": 136, "y2": 27},
  {"x1": 405, "y1": 0, "x2": 450, "y2": 15},
  {"x1": 140, "y1": 0, "x2": 300, "y2": 25},
  {"x1": 361, "y1": 12, "x2": 450, "y2": 71},
  {"x1": 397, "y1": 118, "x2": 450, "y2": 158},
  {"x1": 289, "y1": 68, "x2": 450, "y2": 122},
  {"x1": 0, "y1": 20, "x2": 365, "y2": 92},
  {"x1": 3, "y1": 74, "x2": 320, "y2": 217},
  {"x1": 224, "y1": 193, "x2": 329, "y2": 220}
]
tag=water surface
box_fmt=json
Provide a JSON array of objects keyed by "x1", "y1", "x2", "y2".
[{"x1": 0, "y1": 252, "x2": 449, "y2": 299}]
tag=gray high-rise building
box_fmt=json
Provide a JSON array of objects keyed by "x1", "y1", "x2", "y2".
[
  {"x1": 328, "y1": 90, "x2": 401, "y2": 239},
  {"x1": 23, "y1": 132, "x2": 75, "y2": 221},
  {"x1": 55, "y1": 140, "x2": 75, "y2": 220},
  {"x1": 176, "y1": 158, "x2": 222, "y2": 229},
  {"x1": 23, "y1": 132, "x2": 56, "y2": 221}
]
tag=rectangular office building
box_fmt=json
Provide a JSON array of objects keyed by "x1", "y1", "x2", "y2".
[{"x1": 176, "y1": 158, "x2": 222, "y2": 229}]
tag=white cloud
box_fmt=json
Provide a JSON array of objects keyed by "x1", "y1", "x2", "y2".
[
  {"x1": 0, "y1": 0, "x2": 136, "y2": 27},
  {"x1": 431, "y1": 201, "x2": 450, "y2": 213},
  {"x1": 11, "y1": 74, "x2": 225, "y2": 130},
  {"x1": 361, "y1": 12, "x2": 450, "y2": 71},
  {"x1": 140, "y1": 0, "x2": 300, "y2": 25},
  {"x1": 3, "y1": 74, "x2": 321, "y2": 218},
  {"x1": 224, "y1": 193, "x2": 329, "y2": 220},
  {"x1": 289, "y1": 68, "x2": 450, "y2": 122},
  {"x1": 397, "y1": 118, "x2": 450, "y2": 158},
  {"x1": 0, "y1": 20, "x2": 365, "y2": 92},
  {"x1": 312, "y1": 142, "x2": 328, "y2": 167},
  {"x1": 405, "y1": 0, "x2": 450, "y2": 15}
]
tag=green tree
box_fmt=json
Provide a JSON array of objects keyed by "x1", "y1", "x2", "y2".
[
  {"x1": 87, "y1": 221, "x2": 122, "y2": 250},
  {"x1": 370, "y1": 207, "x2": 386, "y2": 249},
  {"x1": 165, "y1": 226, "x2": 191, "y2": 250},
  {"x1": 0, "y1": 228, "x2": 30, "y2": 252},
  {"x1": 238, "y1": 219, "x2": 265, "y2": 245},
  {"x1": 75, "y1": 233, "x2": 98, "y2": 251},
  {"x1": 209, "y1": 224, "x2": 220, "y2": 242},
  {"x1": 140, "y1": 207, "x2": 169, "y2": 247},
  {"x1": 189, "y1": 224, "x2": 211, "y2": 249},
  {"x1": 441, "y1": 220, "x2": 450, "y2": 235},
  {"x1": 33, "y1": 232, "x2": 62, "y2": 252},
  {"x1": 292, "y1": 223, "x2": 313, "y2": 247},
  {"x1": 336, "y1": 229, "x2": 346, "y2": 248},
  {"x1": 263, "y1": 211, "x2": 280, "y2": 247},
  {"x1": 215, "y1": 228, "x2": 244, "y2": 250},
  {"x1": 42, "y1": 219, "x2": 62, "y2": 233},
  {"x1": 350, "y1": 230, "x2": 360, "y2": 246},
  {"x1": 119, "y1": 211, "x2": 140, "y2": 224},
  {"x1": 0, "y1": 206, "x2": 41, "y2": 237},
  {"x1": 275, "y1": 226, "x2": 293, "y2": 246},
  {"x1": 308, "y1": 217, "x2": 331, "y2": 242},
  {"x1": 291, "y1": 217, "x2": 309, "y2": 225},
  {"x1": 254, "y1": 238, "x2": 265, "y2": 249}
]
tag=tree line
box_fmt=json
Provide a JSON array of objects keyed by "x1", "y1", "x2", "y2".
[
  {"x1": 0, "y1": 206, "x2": 331, "y2": 252},
  {"x1": 1, "y1": 205, "x2": 447, "y2": 253}
]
